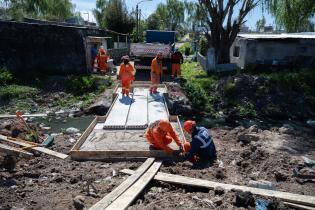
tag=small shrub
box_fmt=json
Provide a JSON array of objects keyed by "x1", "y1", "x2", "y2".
[
  {"x1": 199, "y1": 37, "x2": 208, "y2": 56},
  {"x1": 224, "y1": 81, "x2": 237, "y2": 98},
  {"x1": 236, "y1": 101, "x2": 257, "y2": 118},
  {"x1": 0, "y1": 68, "x2": 14, "y2": 86},
  {"x1": 183, "y1": 81, "x2": 208, "y2": 110},
  {"x1": 66, "y1": 75, "x2": 98, "y2": 95},
  {"x1": 179, "y1": 43, "x2": 193, "y2": 56},
  {"x1": 0, "y1": 85, "x2": 38, "y2": 101}
]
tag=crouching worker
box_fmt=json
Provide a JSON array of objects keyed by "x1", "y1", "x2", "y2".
[
  {"x1": 181, "y1": 120, "x2": 217, "y2": 167},
  {"x1": 146, "y1": 119, "x2": 183, "y2": 155},
  {"x1": 118, "y1": 55, "x2": 135, "y2": 97}
]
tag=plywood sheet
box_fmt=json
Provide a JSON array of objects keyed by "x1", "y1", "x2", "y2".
[
  {"x1": 103, "y1": 93, "x2": 133, "y2": 127},
  {"x1": 148, "y1": 92, "x2": 168, "y2": 124},
  {"x1": 126, "y1": 88, "x2": 148, "y2": 127}
]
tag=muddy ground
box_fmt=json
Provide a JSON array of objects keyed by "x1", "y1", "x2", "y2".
[
  {"x1": 0, "y1": 121, "x2": 314, "y2": 210},
  {"x1": 0, "y1": 78, "x2": 315, "y2": 210}
]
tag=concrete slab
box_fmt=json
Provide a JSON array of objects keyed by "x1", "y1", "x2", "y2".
[
  {"x1": 148, "y1": 92, "x2": 168, "y2": 124},
  {"x1": 79, "y1": 122, "x2": 181, "y2": 152},
  {"x1": 126, "y1": 88, "x2": 148, "y2": 127}
]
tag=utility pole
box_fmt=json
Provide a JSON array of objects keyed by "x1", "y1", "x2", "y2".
[{"x1": 136, "y1": 4, "x2": 139, "y2": 42}]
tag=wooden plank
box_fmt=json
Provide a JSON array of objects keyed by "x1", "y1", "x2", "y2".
[
  {"x1": 120, "y1": 169, "x2": 315, "y2": 207},
  {"x1": 89, "y1": 158, "x2": 155, "y2": 210},
  {"x1": 106, "y1": 161, "x2": 162, "y2": 210},
  {"x1": 284, "y1": 202, "x2": 315, "y2": 210},
  {"x1": 0, "y1": 135, "x2": 68, "y2": 159},
  {"x1": 72, "y1": 117, "x2": 98, "y2": 150},
  {"x1": 0, "y1": 113, "x2": 47, "y2": 118},
  {"x1": 0, "y1": 143, "x2": 33, "y2": 157}
]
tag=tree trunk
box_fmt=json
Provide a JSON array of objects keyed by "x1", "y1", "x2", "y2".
[{"x1": 217, "y1": 40, "x2": 231, "y2": 64}]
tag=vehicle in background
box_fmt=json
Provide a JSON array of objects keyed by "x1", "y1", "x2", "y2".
[{"x1": 130, "y1": 30, "x2": 176, "y2": 71}]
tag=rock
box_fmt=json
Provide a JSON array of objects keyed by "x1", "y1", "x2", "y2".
[
  {"x1": 2, "y1": 155, "x2": 16, "y2": 172},
  {"x1": 213, "y1": 197, "x2": 223, "y2": 206},
  {"x1": 248, "y1": 180, "x2": 275, "y2": 190},
  {"x1": 274, "y1": 171, "x2": 288, "y2": 182},
  {"x1": 73, "y1": 195, "x2": 85, "y2": 210},
  {"x1": 52, "y1": 176, "x2": 64, "y2": 183},
  {"x1": 214, "y1": 186, "x2": 225, "y2": 195},
  {"x1": 55, "y1": 110, "x2": 66, "y2": 115},
  {"x1": 65, "y1": 127, "x2": 80, "y2": 134},
  {"x1": 279, "y1": 124, "x2": 295, "y2": 134},
  {"x1": 301, "y1": 156, "x2": 315, "y2": 167},
  {"x1": 215, "y1": 168, "x2": 225, "y2": 179},
  {"x1": 86, "y1": 95, "x2": 111, "y2": 116},
  {"x1": 70, "y1": 177, "x2": 79, "y2": 184},
  {"x1": 235, "y1": 191, "x2": 255, "y2": 208},
  {"x1": 248, "y1": 125, "x2": 259, "y2": 133},
  {"x1": 238, "y1": 133, "x2": 260, "y2": 144},
  {"x1": 69, "y1": 138, "x2": 76, "y2": 143}
]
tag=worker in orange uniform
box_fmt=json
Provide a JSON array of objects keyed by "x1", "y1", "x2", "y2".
[
  {"x1": 171, "y1": 48, "x2": 184, "y2": 78},
  {"x1": 96, "y1": 46, "x2": 109, "y2": 74},
  {"x1": 145, "y1": 119, "x2": 183, "y2": 155},
  {"x1": 118, "y1": 55, "x2": 135, "y2": 97},
  {"x1": 181, "y1": 120, "x2": 217, "y2": 167},
  {"x1": 150, "y1": 51, "x2": 163, "y2": 94}
]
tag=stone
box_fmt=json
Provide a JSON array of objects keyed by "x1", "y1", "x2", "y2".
[
  {"x1": 73, "y1": 195, "x2": 85, "y2": 210},
  {"x1": 274, "y1": 171, "x2": 288, "y2": 182},
  {"x1": 248, "y1": 125, "x2": 259, "y2": 133},
  {"x1": 215, "y1": 168, "x2": 225, "y2": 179},
  {"x1": 214, "y1": 186, "x2": 225, "y2": 195},
  {"x1": 70, "y1": 177, "x2": 79, "y2": 184},
  {"x1": 235, "y1": 191, "x2": 255, "y2": 208},
  {"x1": 279, "y1": 124, "x2": 295, "y2": 134},
  {"x1": 65, "y1": 127, "x2": 80, "y2": 134},
  {"x1": 213, "y1": 197, "x2": 223, "y2": 206},
  {"x1": 238, "y1": 133, "x2": 260, "y2": 144}
]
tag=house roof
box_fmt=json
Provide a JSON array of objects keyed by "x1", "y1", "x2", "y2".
[{"x1": 238, "y1": 33, "x2": 315, "y2": 40}]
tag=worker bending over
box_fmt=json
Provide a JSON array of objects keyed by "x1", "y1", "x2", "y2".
[
  {"x1": 96, "y1": 46, "x2": 109, "y2": 74},
  {"x1": 150, "y1": 51, "x2": 163, "y2": 94},
  {"x1": 171, "y1": 48, "x2": 184, "y2": 78},
  {"x1": 118, "y1": 55, "x2": 135, "y2": 97},
  {"x1": 182, "y1": 120, "x2": 217, "y2": 166},
  {"x1": 146, "y1": 119, "x2": 183, "y2": 154}
]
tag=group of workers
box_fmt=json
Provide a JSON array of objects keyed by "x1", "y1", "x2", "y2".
[
  {"x1": 116, "y1": 51, "x2": 216, "y2": 166},
  {"x1": 146, "y1": 119, "x2": 217, "y2": 166}
]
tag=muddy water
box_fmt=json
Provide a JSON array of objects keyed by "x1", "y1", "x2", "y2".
[{"x1": 35, "y1": 115, "x2": 95, "y2": 133}]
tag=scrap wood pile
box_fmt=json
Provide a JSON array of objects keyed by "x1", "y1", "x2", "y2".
[{"x1": 88, "y1": 158, "x2": 315, "y2": 210}]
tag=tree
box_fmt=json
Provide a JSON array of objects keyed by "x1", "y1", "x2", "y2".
[
  {"x1": 3, "y1": 0, "x2": 73, "y2": 21},
  {"x1": 255, "y1": 16, "x2": 266, "y2": 32},
  {"x1": 184, "y1": 1, "x2": 207, "y2": 31},
  {"x1": 146, "y1": 13, "x2": 160, "y2": 30},
  {"x1": 199, "y1": 0, "x2": 260, "y2": 64},
  {"x1": 266, "y1": 0, "x2": 315, "y2": 32},
  {"x1": 93, "y1": 0, "x2": 135, "y2": 34}
]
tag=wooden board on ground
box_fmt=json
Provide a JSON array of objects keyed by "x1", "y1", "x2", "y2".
[
  {"x1": 0, "y1": 113, "x2": 47, "y2": 118},
  {"x1": 0, "y1": 135, "x2": 68, "y2": 159},
  {"x1": 0, "y1": 143, "x2": 33, "y2": 157},
  {"x1": 284, "y1": 202, "x2": 315, "y2": 210},
  {"x1": 106, "y1": 161, "x2": 162, "y2": 210},
  {"x1": 121, "y1": 169, "x2": 315, "y2": 208},
  {"x1": 89, "y1": 158, "x2": 155, "y2": 210}
]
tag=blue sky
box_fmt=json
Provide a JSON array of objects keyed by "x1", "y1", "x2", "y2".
[{"x1": 72, "y1": 0, "x2": 275, "y2": 30}]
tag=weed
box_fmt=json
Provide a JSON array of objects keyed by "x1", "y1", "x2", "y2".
[
  {"x1": 0, "y1": 68, "x2": 14, "y2": 86},
  {"x1": 0, "y1": 85, "x2": 39, "y2": 101}
]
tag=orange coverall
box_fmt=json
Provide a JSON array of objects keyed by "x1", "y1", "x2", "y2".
[
  {"x1": 97, "y1": 49, "x2": 109, "y2": 74},
  {"x1": 119, "y1": 63, "x2": 135, "y2": 95},
  {"x1": 145, "y1": 120, "x2": 181, "y2": 154},
  {"x1": 150, "y1": 57, "x2": 163, "y2": 93}
]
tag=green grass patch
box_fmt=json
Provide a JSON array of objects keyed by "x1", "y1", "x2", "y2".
[
  {"x1": 181, "y1": 62, "x2": 219, "y2": 117},
  {"x1": 0, "y1": 85, "x2": 39, "y2": 101},
  {"x1": 179, "y1": 42, "x2": 193, "y2": 56},
  {"x1": 0, "y1": 68, "x2": 14, "y2": 86}
]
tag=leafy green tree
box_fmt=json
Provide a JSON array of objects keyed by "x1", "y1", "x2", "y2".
[
  {"x1": 199, "y1": 0, "x2": 260, "y2": 64},
  {"x1": 266, "y1": 0, "x2": 315, "y2": 32},
  {"x1": 93, "y1": 0, "x2": 135, "y2": 34},
  {"x1": 146, "y1": 12, "x2": 160, "y2": 30},
  {"x1": 184, "y1": 1, "x2": 207, "y2": 31},
  {"x1": 3, "y1": 0, "x2": 73, "y2": 21}
]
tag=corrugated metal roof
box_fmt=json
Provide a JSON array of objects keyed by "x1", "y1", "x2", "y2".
[{"x1": 238, "y1": 33, "x2": 315, "y2": 39}]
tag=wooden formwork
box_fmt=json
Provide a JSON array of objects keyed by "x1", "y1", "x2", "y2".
[{"x1": 70, "y1": 83, "x2": 185, "y2": 161}]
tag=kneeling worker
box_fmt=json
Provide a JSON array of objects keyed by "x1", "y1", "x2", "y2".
[
  {"x1": 146, "y1": 119, "x2": 183, "y2": 154},
  {"x1": 182, "y1": 120, "x2": 217, "y2": 165}
]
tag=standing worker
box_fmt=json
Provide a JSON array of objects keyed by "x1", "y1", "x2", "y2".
[
  {"x1": 146, "y1": 119, "x2": 183, "y2": 155},
  {"x1": 96, "y1": 46, "x2": 109, "y2": 75},
  {"x1": 181, "y1": 120, "x2": 217, "y2": 167},
  {"x1": 150, "y1": 51, "x2": 163, "y2": 94},
  {"x1": 118, "y1": 55, "x2": 135, "y2": 97},
  {"x1": 91, "y1": 44, "x2": 98, "y2": 72},
  {"x1": 171, "y1": 48, "x2": 184, "y2": 78}
]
